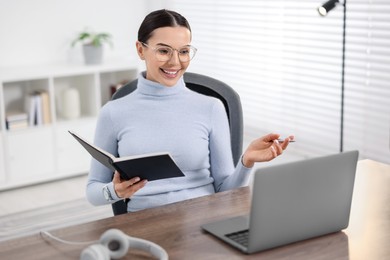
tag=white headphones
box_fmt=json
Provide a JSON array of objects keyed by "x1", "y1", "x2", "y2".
[{"x1": 41, "y1": 228, "x2": 168, "y2": 260}]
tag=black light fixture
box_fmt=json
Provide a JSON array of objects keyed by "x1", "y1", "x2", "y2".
[
  {"x1": 318, "y1": 0, "x2": 339, "y2": 16},
  {"x1": 317, "y1": 0, "x2": 347, "y2": 152}
]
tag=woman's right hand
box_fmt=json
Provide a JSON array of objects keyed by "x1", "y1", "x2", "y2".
[
  {"x1": 112, "y1": 171, "x2": 148, "y2": 199},
  {"x1": 242, "y1": 133, "x2": 294, "y2": 168}
]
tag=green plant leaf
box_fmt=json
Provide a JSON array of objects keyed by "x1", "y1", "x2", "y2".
[{"x1": 71, "y1": 30, "x2": 113, "y2": 48}]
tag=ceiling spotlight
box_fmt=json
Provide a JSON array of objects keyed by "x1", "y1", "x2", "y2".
[{"x1": 318, "y1": 0, "x2": 339, "y2": 16}]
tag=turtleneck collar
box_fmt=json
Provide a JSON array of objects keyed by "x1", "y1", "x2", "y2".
[{"x1": 137, "y1": 71, "x2": 186, "y2": 96}]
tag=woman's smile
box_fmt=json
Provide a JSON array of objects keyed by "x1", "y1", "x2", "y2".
[{"x1": 160, "y1": 68, "x2": 181, "y2": 79}]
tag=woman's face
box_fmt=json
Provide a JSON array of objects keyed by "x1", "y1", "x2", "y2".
[{"x1": 136, "y1": 26, "x2": 192, "y2": 87}]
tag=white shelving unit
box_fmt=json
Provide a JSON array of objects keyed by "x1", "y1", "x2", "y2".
[{"x1": 0, "y1": 60, "x2": 139, "y2": 190}]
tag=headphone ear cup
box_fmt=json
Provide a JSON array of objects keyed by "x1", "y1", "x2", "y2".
[
  {"x1": 80, "y1": 244, "x2": 110, "y2": 260},
  {"x1": 100, "y1": 229, "x2": 130, "y2": 259}
]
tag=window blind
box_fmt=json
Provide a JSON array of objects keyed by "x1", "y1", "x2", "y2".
[
  {"x1": 166, "y1": 0, "x2": 390, "y2": 163},
  {"x1": 343, "y1": 0, "x2": 390, "y2": 164}
]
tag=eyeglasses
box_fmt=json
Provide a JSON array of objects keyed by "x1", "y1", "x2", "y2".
[{"x1": 141, "y1": 42, "x2": 197, "y2": 62}]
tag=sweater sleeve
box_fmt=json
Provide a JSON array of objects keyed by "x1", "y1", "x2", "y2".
[
  {"x1": 209, "y1": 100, "x2": 252, "y2": 192},
  {"x1": 86, "y1": 103, "x2": 121, "y2": 206}
]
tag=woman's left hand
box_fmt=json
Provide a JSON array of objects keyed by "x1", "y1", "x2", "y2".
[{"x1": 242, "y1": 133, "x2": 294, "y2": 168}]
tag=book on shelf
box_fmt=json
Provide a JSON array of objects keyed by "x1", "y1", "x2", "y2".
[
  {"x1": 5, "y1": 112, "x2": 29, "y2": 130},
  {"x1": 40, "y1": 91, "x2": 51, "y2": 124},
  {"x1": 25, "y1": 90, "x2": 51, "y2": 126},
  {"x1": 68, "y1": 130, "x2": 185, "y2": 181}
]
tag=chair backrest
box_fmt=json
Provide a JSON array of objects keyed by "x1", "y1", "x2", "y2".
[{"x1": 110, "y1": 72, "x2": 243, "y2": 215}]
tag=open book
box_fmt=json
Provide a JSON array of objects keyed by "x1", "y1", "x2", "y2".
[{"x1": 68, "y1": 131, "x2": 185, "y2": 181}]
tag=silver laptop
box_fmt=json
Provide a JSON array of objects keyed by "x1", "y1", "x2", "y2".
[{"x1": 202, "y1": 150, "x2": 359, "y2": 254}]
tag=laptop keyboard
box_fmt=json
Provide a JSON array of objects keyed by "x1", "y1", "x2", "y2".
[{"x1": 225, "y1": 229, "x2": 249, "y2": 247}]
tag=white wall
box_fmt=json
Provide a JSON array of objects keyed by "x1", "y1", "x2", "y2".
[{"x1": 0, "y1": 0, "x2": 165, "y2": 68}]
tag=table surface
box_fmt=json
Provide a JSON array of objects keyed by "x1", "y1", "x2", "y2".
[{"x1": 0, "y1": 159, "x2": 389, "y2": 259}]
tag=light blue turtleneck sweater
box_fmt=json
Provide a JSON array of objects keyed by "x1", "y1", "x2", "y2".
[{"x1": 86, "y1": 72, "x2": 251, "y2": 212}]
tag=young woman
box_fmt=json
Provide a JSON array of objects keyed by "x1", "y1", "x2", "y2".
[{"x1": 86, "y1": 9, "x2": 293, "y2": 212}]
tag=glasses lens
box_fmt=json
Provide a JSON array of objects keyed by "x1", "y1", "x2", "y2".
[
  {"x1": 178, "y1": 47, "x2": 197, "y2": 62},
  {"x1": 154, "y1": 46, "x2": 197, "y2": 62},
  {"x1": 155, "y1": 47, "x2": 173, "y2": 61}
]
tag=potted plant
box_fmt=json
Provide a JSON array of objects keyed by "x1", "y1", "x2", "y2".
[{"x1": 71, "y1": 29, "x2": 113, "y2": 65}]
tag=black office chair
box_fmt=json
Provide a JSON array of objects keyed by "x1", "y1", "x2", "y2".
[{"x1": 110, "y1": 72, "x2": 243, "y2": 215}]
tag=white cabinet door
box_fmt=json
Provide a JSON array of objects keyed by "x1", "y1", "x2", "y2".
[
  {"x1": 0, "y1": 134, "x2": 5, "y2": 183},
  {"x1": 6, "y1": 128, "x2": 55, "y2": 181},
  {"x1": 55, "y1": 119, "x2": 96, "y2": 175}
]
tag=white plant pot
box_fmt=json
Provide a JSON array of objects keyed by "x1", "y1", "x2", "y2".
[{"x1": 83, "y1": 44, "x2": 103, "y2": 65}]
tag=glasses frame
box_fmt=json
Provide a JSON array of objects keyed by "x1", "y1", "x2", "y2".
[{"x1": 141, "y1": 42, "x2": 197, "y2": 62}]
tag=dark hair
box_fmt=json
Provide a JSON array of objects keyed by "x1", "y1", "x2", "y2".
[{"x1": 138, "y1": 9, "x2": 191, "y2": 43}]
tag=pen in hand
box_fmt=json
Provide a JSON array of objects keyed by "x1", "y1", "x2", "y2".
[{"x1": 277, "y1": 139, "x2": 295, "y2": 143}]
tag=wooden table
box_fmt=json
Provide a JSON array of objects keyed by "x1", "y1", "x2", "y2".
[{"x1": 0, "y1": 159, "x2": 389, "y2": 259}]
